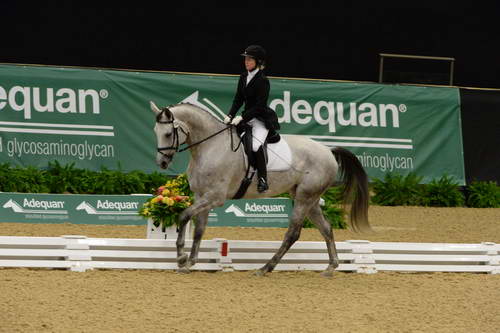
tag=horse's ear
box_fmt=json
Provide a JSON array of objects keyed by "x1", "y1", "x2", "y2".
[{"x1": 150, "y1": 101, "x2": 162, "y2": 115}]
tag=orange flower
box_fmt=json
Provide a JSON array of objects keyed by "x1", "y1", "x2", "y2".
[{"x1": 156, "y1": 186, "x2": 166, "y2": 195}]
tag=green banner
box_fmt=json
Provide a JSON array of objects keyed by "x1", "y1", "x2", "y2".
[
  {"x1": 0, "y1": 192, "x2": 150, "y2": 225},
  {"x1": 0, "y1": 64, "x2": 465, "y2": 184},
  {"x1": 0, "y1": 192, "x2": 293, "y2": 228}
]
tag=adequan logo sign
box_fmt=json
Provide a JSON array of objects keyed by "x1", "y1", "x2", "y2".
[
  {"x1": 224, "y1": 203, "x2": 288, "y2": 218},
  {"x1": 2, "y1": 198, "x2": 68, "y2": 214},
  {"x1": 0, "y1": 192, "x2": 151, "y2": 225},
  {"x1": 76, "y1": 200, "x2": 139, "y2": 215},
  {"x1": 207, "y1": 199, "x2": 292, "y2": 228}
]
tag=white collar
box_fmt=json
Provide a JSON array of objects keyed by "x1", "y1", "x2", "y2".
[{"x1": 246, "y1": 68, "x2": 259, "y2": 85}]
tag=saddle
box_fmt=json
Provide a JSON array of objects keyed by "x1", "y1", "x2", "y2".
[{"x1": 232, "y1": 124, "x2": 282, "y2": 199}]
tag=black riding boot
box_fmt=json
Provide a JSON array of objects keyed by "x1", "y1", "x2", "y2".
[{"x1": 255, "y1": 146, "x2": 269, "y2": 193}]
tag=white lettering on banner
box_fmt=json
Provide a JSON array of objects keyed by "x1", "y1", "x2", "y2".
[
  {"x1": 0, "y1": 85, "x2": 105, "y2": 119},
  {"x1": 33, "y1": 88, "x2": 54, "y2": 112},
  {"x1": 5, "y1": 138, "x2": 115, "y2": 160},
  {"x1": 356, "y1": 152, "x2": 414, "y2": 172},
  {"x1": 0, "y1": 86, "x2": 7, "y2": 109},
  {"x1": 270, "y1": 91, "x2": 402, "y2": 133},
  {"x1": 96, "y1": 200, "x2": 139, "y2": 211},
  {"x1": 245, "y1": 203, "x2": 286, "y2": 214},
  {"x1": 23, "y1": 198, "x2": 65, "y2": 210}
]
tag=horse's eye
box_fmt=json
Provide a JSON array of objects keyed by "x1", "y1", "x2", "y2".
[{"x1": 165, "y1": 132, "x2": 171, "y2": 138}]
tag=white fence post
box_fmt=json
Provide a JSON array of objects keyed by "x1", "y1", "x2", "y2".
[
  {"x1": 348, "y1": 240, "x2": 377, "y2": 274},
  {"x1": 63, "y1": 235, "x2": 92, "y2": 272},
  {"x1": 146, "y1": 218, "x2": 193, "y2": 240},
  {"x1": 482, "y1": 242, "x2": 499, "y2": 274},
  {"x1": 213, "y1": 238, "x2": 233, "y2": 272}
]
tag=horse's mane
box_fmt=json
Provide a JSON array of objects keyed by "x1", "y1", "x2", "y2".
[{"x1": 167, "y1": 102, "x2": 225, "y2": 124}]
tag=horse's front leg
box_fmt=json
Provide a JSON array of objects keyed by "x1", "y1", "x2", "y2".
[
  {"x1": 176, "y1": 194, "x2": 224, "y2": 273},
  {"x1": 175, "y1": 221, "x2": 189, "y2": 269}
]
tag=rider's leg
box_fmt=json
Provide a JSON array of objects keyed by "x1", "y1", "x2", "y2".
[
  {"x1": 249, "y1": 119, "x2": 269, "y2": 153},
  {"x1": 255, "y1": 146, "x2": 268, "y2": 192},
  {"x1": 248, "y1": 119, "x2": 269, "y2": 192}
]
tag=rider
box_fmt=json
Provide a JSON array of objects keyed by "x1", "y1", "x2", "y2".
[{"x1": 224, "y1": 45, "x2": 280, "y2": 193}]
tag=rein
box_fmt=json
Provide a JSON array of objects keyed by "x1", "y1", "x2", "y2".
[
  {"x1": 178, "y1": 126, "x2": 231, "y2": 153},
  {"x1": 156, "y1": 109, "x2": 242, "y2": 155}
]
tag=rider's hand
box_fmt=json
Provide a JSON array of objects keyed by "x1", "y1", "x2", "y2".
[
  {"x1": 231, "y1": 115, "x2": 243, "y2": 126},
  {"x1": 223, "y1": 116, "x2": 232, "y2": 124}
]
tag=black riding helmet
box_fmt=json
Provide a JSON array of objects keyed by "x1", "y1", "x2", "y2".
[{"x1": 241, "y1": 45, "x2": 266, "y2": 68}]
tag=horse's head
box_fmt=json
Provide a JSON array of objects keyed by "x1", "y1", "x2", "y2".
[{"x1": 150, "y1": 101, "x2": 189, "y2": 169}]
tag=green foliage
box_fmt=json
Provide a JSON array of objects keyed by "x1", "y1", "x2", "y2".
[
  {"x1": 2, "y1": 162, "x2": 498, "y2": 211},
  {"x1": 144, "y1": 171, "x2": 172, "y2": 194},
  {"x1": 0, "y1": 163, "x2": 18, "y2": 192},
  {"x1": 466, "y1": 181, "x2": 500, "y2": 208},
  {"x1": 0, "y1": 163, "x2": 49, "y2": 193},
  {"x1": 11, "y1": 165, "x2": 50, "y2": 193},
  {"x1": 372, "y1": 172, "x2": 423, "y2": 206},
  {"x1": 420, "y1": 175, "x2": 465, "y2": 207},
  {"x1": 46, "y1": 161, "x2": 87, "y2": 193},
  {"x1": 0, "y1": 162, "x2": 169, "y2": 195}
]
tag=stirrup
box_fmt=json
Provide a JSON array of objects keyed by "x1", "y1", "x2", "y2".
[{"x1": 257, "y1": 177, "x2": 269, "y2": 193}]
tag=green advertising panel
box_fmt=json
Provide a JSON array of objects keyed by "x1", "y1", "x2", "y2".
[
  {"x1": 0, "y1": 192, "x2": 292, "y2": 228},
  {"x1": 208, "y1": 198, "x2": 293, "y2": 228},
  {"x1": 0, "y1": 192, "x2": 151, "y2": 225},
  {"x1": 0, "y1": 64, "x2": 465, "y2": 184}
]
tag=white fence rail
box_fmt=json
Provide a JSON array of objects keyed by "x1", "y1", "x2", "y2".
[{"x1": 0, "y1": 236, "x2": 498, "y2": 274}]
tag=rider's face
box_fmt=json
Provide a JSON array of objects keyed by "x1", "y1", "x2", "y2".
[{"x1": 245, "y1": 56, "x2": 257, "y2": 71}]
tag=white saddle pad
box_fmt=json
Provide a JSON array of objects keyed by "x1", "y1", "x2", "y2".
[{"x1": 243, "y1": 138, "x2": 292, "y2": 172}]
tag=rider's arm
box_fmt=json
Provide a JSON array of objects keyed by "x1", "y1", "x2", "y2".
[{"x1": 228, "y1": 75, "x2": 245, "y2": 118}]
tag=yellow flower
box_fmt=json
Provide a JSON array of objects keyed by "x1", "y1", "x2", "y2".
[
  {"x1": 162, "y1": 189, "x2": 170, "y2": 196},
  {"x1": 152, "y1": 195, "x2": 164, "y2": 204},
  {"x1": 143, "y1": 209, "x2": 149, "y2": 215},
  {"x1": 166, "y1": 197, "x2": 175, "y2": 206}
]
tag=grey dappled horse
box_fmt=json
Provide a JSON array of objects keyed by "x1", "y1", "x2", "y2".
[{"x1": 150, "y1": 102, "x2": 371, "y2": 277}]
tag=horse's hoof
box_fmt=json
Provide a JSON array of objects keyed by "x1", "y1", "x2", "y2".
[
  {"x1": 253, "y1": 269, "x2": 267, "y2": 277},
  {"x1": 177, "y1": 254, "x2": 188, "y2": 267},
  {"x1": 321, "y1": 270, "x2": 334, "y2": 278},
  {"x1": 177, "y1": 267, "x2": 191, "y2": 274}
]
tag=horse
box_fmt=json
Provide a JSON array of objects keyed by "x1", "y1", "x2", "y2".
[{"x1": 150, "y1": 101, "x2": 371, "y2": 277}]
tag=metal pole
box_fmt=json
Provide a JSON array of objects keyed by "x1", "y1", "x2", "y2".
[
  {"x1": 378, "y1": 55, "x2": 384, "y2": 83},
  {"x1": 450, "y1": 60, "x2": 455, "y2": 86}
]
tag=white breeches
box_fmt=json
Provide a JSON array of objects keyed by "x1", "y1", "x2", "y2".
[{"x1": 248, "y1": 118, "x2": 269, "y2": 152}]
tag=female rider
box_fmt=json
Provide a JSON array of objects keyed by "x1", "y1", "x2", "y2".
[{"x1": 224, "y1": 45, "x2": 280, "y2": 193}]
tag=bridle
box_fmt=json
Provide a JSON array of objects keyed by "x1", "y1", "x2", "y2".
[
  {"x1": 156, "y1": 107, "x2": 234, "y2": 157},
  {"x1": 156, "y1": 110, "x2": 188, "y2": 156}
]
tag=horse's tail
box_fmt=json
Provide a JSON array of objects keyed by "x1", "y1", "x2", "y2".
[{"x1": 331, "y1": 147, "x2": 371, "y2": 233}]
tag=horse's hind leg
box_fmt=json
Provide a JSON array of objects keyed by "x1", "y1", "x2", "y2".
[
  {"x1": 256, "y1": 197, "x2": 313, "y2": 276},
  {"x1": 307, "y1": 204, "x2": 339, "y2": 277}
]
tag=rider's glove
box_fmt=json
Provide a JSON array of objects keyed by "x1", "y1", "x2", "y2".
[
  {"x1": 231, "y1": 115, "x2": 243, "y2": 126},
  {"x1": 223, "y1": 116, "x2": 232, "y2": 124}
]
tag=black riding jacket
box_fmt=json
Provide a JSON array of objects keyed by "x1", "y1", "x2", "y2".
[{"x1": 228, "y1": 70, "x2": 280, "y2": 131}]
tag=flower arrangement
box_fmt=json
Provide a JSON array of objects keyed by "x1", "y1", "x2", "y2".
[{"x1": 138, "y1": 174, "x2": 193, "y2": 229}]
